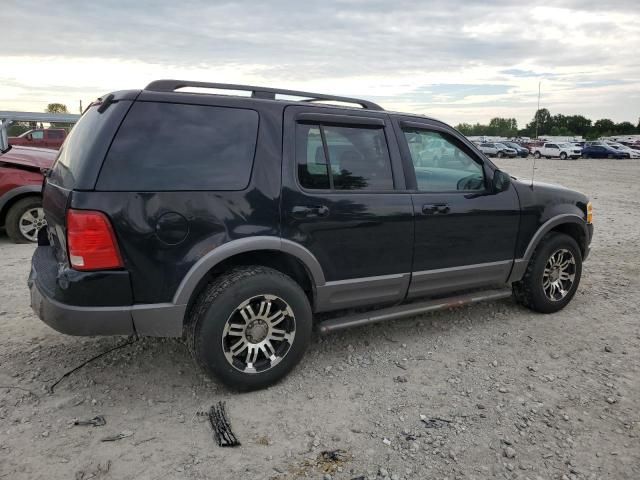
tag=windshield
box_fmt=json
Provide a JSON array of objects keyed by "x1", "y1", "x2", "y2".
[{"x1": 559, "y1": 143, "x2": 572, "y2": 148}]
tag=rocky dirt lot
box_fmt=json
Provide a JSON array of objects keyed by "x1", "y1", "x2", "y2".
[{"x1": 1, "y1": 158, "x2": 639, "y2": 480}]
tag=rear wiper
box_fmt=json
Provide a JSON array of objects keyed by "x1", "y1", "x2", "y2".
[{"x1": 97, "y1": 94, "x2": 116, "y2": 113}]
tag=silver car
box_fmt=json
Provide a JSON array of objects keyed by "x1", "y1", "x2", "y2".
[{"x1": 478, "y1": 142, "x2": 517, "y2": 158}]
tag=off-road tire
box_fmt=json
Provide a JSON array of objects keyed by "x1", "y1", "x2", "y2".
[
  {"x1": 512, "y1": 232, "x2": 582, "y2": 314},
  {"x1": 5, "y1": 196, "x2": 43, "y2": 244},
  {"x1": 186, "y1": 266, "x2": 312, "y2": 391}
]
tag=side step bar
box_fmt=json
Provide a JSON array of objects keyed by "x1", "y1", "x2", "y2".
[{"x1": 317, "y1": 288, "x2": 512, "y2": 334}]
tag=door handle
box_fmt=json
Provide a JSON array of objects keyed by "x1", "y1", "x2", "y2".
[
  {"x1": 292, "y1": 205, "x2": 330, "y2": 218},
  {"x1": 422, "y1": 203, "x2": 450, "y2": 215}
]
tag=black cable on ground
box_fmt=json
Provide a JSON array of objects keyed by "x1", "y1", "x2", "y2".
[{"x1": 48, "y1": 336, "x2": 138, "y2": 394}]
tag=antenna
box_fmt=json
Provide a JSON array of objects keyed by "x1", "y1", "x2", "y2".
[{"x1": 531, "y1": 80, "x2": 542, "y2": 188}]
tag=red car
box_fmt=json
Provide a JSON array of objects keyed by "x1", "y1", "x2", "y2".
[
  {"x1": 8, "y1": 128, "x2": 68, "y2": 150},
  {"x1": 0, "y1": 146, "x2": 57, "y2": 243}
]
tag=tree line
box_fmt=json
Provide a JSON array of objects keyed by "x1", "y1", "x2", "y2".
[
  {"x1": 6, "y1": 103, "x2": 639, "y2": 141},
  {"x1": 455, "y1": 109, "x2": 640, "y2": 139}
]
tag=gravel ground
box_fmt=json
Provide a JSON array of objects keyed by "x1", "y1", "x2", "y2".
[{"x1": 1, "y1": 158, "x2": 639, "y2": 480}]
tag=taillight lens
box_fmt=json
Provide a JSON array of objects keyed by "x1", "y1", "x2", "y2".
[{"x1": 66, "y1": 209, "x2": 123, "y2": 271}]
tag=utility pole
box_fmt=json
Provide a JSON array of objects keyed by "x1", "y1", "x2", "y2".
[
  {"x1": 532, "y1": 80, "x2": 542, "y2": 188},
  {"x1": 535, "y1": 81, "x2": 541, "y2": 139}
]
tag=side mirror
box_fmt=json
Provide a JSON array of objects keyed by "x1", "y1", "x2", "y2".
[{"x1": 492, "y1": 169, "x2": 511, "y2": 193}]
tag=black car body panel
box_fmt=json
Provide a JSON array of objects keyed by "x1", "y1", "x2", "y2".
[{"x1": 28, "y1": 80, "x2": 593, "y2": 337}]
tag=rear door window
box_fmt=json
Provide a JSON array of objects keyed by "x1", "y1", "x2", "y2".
[
  {"x1": 48, "y1": 130, "x2": 64, "y2": 139},
  {"x1": 296, "y1": 123, "x2": 394, "y2": 191},
  {"x1": 97, "y1": 102, "x2": 259, "y2": 191}
]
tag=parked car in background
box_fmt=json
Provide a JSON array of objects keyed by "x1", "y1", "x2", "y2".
[
  {"x1": 500, "y1": 141, "x2": 530, "y2": 158},
  {"x1": 606, "y1": 142, "x2": 640, "y2": 158},
  {"x1": 581, "y1": 144, "x2": 630, "y2": 159},
  {"x1": 478, "y1": 142, "x2": 517, "y2": 158},
  {"x1": 619, "y1": 141, "x2": 640, "y2": 151},
  {"x1": 0, "y1": 146, "x2": 56, "y2": 243},
  {"x1": 8, "y1": 128, "x2": 68, "y2": 150},
  {"x1": 533, "y1": 143, "x2": 582, "y2": 160},
  {"x1": 521, "y1": 140, "x2": 545, "y2": 152}
]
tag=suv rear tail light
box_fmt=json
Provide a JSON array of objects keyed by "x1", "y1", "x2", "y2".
[{"x1": 67, "y1": 209, "x2": 123, "y2": 271}]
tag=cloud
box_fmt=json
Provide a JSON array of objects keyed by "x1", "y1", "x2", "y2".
[{"x1": 1, "y1": 0, "x2": 639, "y2": 125}]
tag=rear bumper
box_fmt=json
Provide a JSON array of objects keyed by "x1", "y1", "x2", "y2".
[
  {"x1": 29, "y1": 275, "x2": 135, "y2": 335},
  {"x1": 28, "y1": 246, "x2": 186, "y2": 337}
]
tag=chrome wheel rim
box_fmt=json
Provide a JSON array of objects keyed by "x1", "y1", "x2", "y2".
[
  {"x1": 222, "y1": 294, "x2": 296, "y2": 374},
  {"x1": 19, "y1": 207, "x2": 46, "y2": 242},
  {"x1": 542, "y1": 248, "x2": 576, "y2": 301}
]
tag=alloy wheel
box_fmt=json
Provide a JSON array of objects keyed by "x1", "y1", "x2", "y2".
[
  {"x1": 19, "y1": 207, "x2": 46, "y2": 242},
  {"x1": 222, "y1": 294, "x2": 296, "y2": 373},
  {"x1": 542, "y1": 248, "x2": 576, "y2": 301}
]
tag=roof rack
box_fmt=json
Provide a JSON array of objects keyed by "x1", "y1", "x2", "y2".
[{"x1": 144, "y1": 80, "x2": 384, "y2": 111}]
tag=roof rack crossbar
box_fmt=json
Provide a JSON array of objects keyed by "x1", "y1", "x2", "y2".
[{"x1": 144, "y1": 80, "x2": 383, "y2": 110}]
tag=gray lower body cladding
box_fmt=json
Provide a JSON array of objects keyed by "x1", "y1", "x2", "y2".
[{"x1": 28, "y1": 253, "x2": 186, "y2": 337}]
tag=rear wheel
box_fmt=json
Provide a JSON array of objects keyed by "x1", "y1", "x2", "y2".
[
  {"x1": 186, "y1": 266, "x2": 312, "y2": 391},
  {"x1": 513, "y1": 232, "x2": 582, "y2": 313},
  {"x1": 5, "y1": 197, "x2": 45, "y2": 244}
]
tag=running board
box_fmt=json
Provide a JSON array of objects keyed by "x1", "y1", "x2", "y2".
[{"x1": 317, "y1": 288, "x2": 512, "y2": 334}]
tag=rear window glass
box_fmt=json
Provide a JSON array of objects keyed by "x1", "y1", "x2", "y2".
[
  {"x1": 97, "y1": 102, "x2": 259, "y2": 191},
  {"x1": 49, "y1": 106, "x2": 108, "y2": 188},
  {"x1": 48, "y1": 130, "x2": 64, "y2": 139}
]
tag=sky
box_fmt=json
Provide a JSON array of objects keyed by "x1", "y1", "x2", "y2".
[{"x1": 1, "y1": 0, "x2": 639, "y2": 127}]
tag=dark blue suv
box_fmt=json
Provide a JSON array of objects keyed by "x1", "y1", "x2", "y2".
[{"x1": 28, "y1": 80, "x2": 594, "y2": 390}]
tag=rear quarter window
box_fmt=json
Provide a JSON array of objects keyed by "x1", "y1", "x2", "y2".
[{"x1": 96, "y1": 102, "x2": 259, "y2": 191}]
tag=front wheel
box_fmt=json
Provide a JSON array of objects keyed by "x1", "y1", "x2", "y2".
[
  {"x1": 560, "y1": 152, "x2": 567, "y2": 160},
  {"x1": 497, "y1": 151, "x2": 504, "y2": 158},
  {"x1": 534, "y1": 151, "x2": 541, "y2": 159},
  {"x1": 513, "y1": 232, "x2": 582, "y2": 314},
  {"x1": 186, "y1": 266, "x2": 312, "y2": 391}
]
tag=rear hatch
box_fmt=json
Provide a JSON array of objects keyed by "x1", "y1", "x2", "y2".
[{"x1": 43, "y1": 91, "x2": 138, "y2": 263}]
